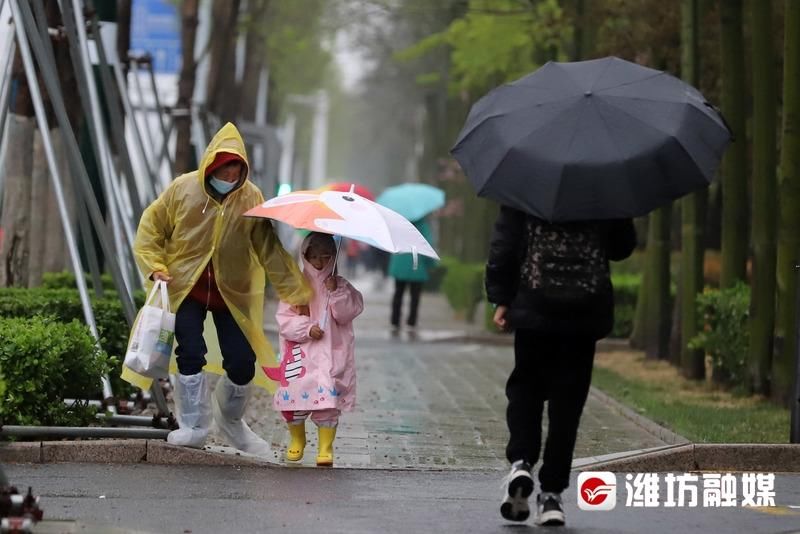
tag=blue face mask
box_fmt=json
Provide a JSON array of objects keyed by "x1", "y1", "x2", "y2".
[{"x1": 210, "y1": 177, "x2": 237, "y2": 194}]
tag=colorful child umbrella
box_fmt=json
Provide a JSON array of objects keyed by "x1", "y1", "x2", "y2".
[
  {"x1": 323, "y1": 182, "x2": 375, "y2": 201},
  {"x1": 245, "y1": 188, "x2": 440, "y2": 261}
]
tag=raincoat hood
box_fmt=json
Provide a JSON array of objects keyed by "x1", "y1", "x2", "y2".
[
  {"x1": 300, "y1": 233, "x2": 337, "y2": 285},
  {"x1": 198, "y1": 123, "x2": 250, "y2": 191}
]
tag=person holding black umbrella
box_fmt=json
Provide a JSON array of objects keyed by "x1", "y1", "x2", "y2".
[
  {"x1": 487, "y1": 210, "x2": 635, "y2": 525},
  {"x1": 452, "y1": 57, "x2": 731, "y2": 526}
]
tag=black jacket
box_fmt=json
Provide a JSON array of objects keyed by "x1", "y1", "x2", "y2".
[{"x1": 485, "y1": 206, "x2": 636, "y2": 339}]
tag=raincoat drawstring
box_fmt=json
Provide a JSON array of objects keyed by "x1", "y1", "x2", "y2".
[{"x1": 202, "y1": 196, "x2": 210, "y2": 214}]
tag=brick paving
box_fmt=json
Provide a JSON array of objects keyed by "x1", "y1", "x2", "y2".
[{"x1": 204, "y1": 273, "x2": 669, "y2": 469}]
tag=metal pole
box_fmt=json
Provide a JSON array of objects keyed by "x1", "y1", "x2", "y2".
[
  {"x1": 0, "y1": 425, "x2": 169, "y2": 440},
  {"x1": 0, "y1": 40, "x2": 15, "y2": 141},
  {"x1": 791, "y1": 262, "x2": 800, "y2": 443},
  {"x1": 111, "y1": 55, "x2": 159, "y2": 193},
  {"x1": 309, "y1": 90, "x2": 329, "y2": 189},
  {"x1": 40, "y1": 0, "x2": 132, "y2": 297},
  {"x1": 143, "y1": 55, "x2": 175, "y2": 178},
  {"x1": 278, "y1": 114, "x2": 296, "y2": 189},
  {"x1": 74, "y1": 2, "x2": 146, "y2": 215},
  {"x1": 96, "y1": 414, "x2": 172, "y2": 429},
  {"x1": 12, "y1": 1, "x2": 167, "y2": 417},
  {"x1": 8, "y1": 0, "x2": 112, "y2": 402},
  {"x1": 27, "y1": 0, "x2": 103, "y2": 297},
  {"x1": 129, "y1": 57, "x2": 160, "y2": 184}
]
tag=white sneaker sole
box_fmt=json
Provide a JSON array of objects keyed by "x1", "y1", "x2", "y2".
[
  {"x1": 536, "y1": 509, "x2": 565, "y2": 526},
  {"x1": 500, "y1": 472, "x2": 534, "y2": 522}
]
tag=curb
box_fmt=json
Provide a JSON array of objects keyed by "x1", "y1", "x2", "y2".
[
  {"x1": 588, "y1": 387, "x2": 691, "y2": 446},
  {"x1": 0, "y1": 440, "x2": 279, "y2": 468},
  {"x1": 576, "y1": 443, "x2": 800, "y2": 473}
]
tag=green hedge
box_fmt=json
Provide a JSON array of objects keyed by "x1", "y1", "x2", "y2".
[
  {"x1": 440, "y1": 256, "x2": 485, "y2": 322},
  {"x1": 610, "y1": 273, "x2": 640, "y2": 338},
  {"x1": 41, "y1": 271, "x2": 118, "y2": 291},
  {"x1": 0, "y1": 287, "x2": 144, "y2": 398},
  {"x1": 0, "y1": 316, "x2": 113, "y2": 426},
  {"x1": 689, "y1": 283, "x2": 750, "y2": 390}
]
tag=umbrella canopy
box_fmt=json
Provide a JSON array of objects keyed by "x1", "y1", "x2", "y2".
[
  {"x1": 245, "y1": 189, "x2": 439, "y2": 260},
  {"x1": 451, "y1": 56, "x2": 732, "y2": 221},
  {"x1": 376, "y1": 183, "x2": 445, "y2": 222},
  {"x1": 324, "y1": 182, "x2": 375, "y2": 201}
]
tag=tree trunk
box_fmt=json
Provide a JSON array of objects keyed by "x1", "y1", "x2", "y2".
[
  {"x1": 174, "y1": 0, "x2": 200, "y2": 174},
  {"x1": 643, "y1": 206, "x2": 673, "y2": 359},
  {"x1": 630, "y1": 235, "x2": 649, "y2": 349},
  {"x1": 42, "y1": 130, "x2": 74, "y2": 273},
  {"x1": 28, "y1": 128, "x2": 49, "y2": 286},
  {"x1": 720, "y1": 0, "x2": 749, "y2": 288},
  {"x1": 205, "y1": 0, "x2": 242, "y2": 122},
  {"x1": 116, "y1": 0, "x2": 132, "y2": 62},
  {"x1": 679, "y1": 0, "x2": 707, "y2": 380},
  {"x1": 772, "y1": 0, "x2": 800, "y2": 404},
  {"x1": 237, "y1": 1, "x2": 269, "y2": 123},
  {"x1": 748, "y1": 0, "x2": 778, "y2": 395},
  {"x1": 1, "y1": 44, "x2": 37, "y2": 288}
]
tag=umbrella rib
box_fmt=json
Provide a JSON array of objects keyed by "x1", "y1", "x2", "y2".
[
  {"x1": 454, "y1": 94, "x2": 581, "y2": 149},
  {"x1": 549, "y1": 107, "x2": 586, "y2": 218},
  {"x1": 588, "y1": 58, "x2": 616, "y2": 92},
  {"x1": 474, "y1": 103, "x2": 582, "y2": 196},
  {"x1": 599, "y1": 94, "x2": 690, "y2": 106},
  {"x1": 593, "y1": 71, "x2": 667, "y2": 93},
  {"x1": 596, "y1": 97, "x2": 684, "y2": 139}
]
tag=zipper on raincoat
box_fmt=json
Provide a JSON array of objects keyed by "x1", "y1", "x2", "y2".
[{"x1": 206, "y1": 263, "x2": 211, "y2": 310}]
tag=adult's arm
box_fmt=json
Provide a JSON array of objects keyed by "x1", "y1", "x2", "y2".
[
  {"x1": 606, "y1": 218, "x2": 637, "y2": 262},
  {"x1": 250, "y1": 205, "x2": 312, "y2": 305},
  {"x1": 133, "y1": 187, "x2": 175, "y2": 280},
  {"x1": 485, "y1": 205, "x2": 526, "y2": 306}
]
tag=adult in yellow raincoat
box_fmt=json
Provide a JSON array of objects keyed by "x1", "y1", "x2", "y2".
[{"x1": 123, "y1": 123, "x2": 311, "y2": 454}]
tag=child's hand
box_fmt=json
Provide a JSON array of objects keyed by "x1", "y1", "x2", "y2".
[
  {"x1": 292, "y1": 304, "x2": 310, "y2": 316},
  {"x1": 324, "y1": 276, "x2": 337, "y2": 291},
  {"x1": 309, "y1": 324, "x2": 324, "y2": 340}
]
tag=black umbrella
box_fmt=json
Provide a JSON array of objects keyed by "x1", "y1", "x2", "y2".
[{"x1": 451, "y1": 56, "x2": 732, "y2": 221}]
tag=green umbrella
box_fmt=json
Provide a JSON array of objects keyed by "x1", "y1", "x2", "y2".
[{"x1": 376, "y1": 183, "x2": 445, "y2": 222}]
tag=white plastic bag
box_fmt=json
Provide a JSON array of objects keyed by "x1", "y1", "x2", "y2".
[{"x1": 124, "y1": 280, "x2": 175, "y2": 378}]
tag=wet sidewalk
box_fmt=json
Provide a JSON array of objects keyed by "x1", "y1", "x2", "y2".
[{"x1": 206, "y1": 273, "x2": 671, "y2": 469}]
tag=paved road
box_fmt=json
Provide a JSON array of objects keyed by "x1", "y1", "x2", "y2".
[
  {"x1": 6, "y1": 463, "x2": 800, "y2": 534},
  {"x1": 8, "y1": 276, "x2": 769, "y2": 533},
  {"x1": 202, "y1": 278, "x2": 669, "y2": 469}
]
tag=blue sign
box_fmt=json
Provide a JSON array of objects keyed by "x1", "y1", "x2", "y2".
[{"x1": 130, "y1": 0, "x2": 181, "y2": 74}]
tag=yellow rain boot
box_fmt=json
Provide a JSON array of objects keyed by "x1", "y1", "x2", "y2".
[
  {"x1": 316, "y1": 426, "x2": 337, "y2": 466},
  {"x1": 286, "y1": 423, "x2": 306, "y2": 462}
]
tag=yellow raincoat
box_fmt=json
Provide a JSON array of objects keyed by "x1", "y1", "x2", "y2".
[{"x1": 121, "y1": 123, "x2": 312, "y2": 393}]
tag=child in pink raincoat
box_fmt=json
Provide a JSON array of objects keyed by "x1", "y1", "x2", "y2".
[{"x1": 267, "y1": 232, "x2": 364, "y2": 466}]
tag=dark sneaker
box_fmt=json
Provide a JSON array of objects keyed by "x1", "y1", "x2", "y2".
[
  {"x1": 536, "y1": 492, "x2": 565, "y2": 526},
  {"x1": 500, "y1": 460, "x2": 534, "y2": 522}
]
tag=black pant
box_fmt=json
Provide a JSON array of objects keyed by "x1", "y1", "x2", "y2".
[
  {"x1": 391, "y1": 280, "x2": 423, "y2": 327},
  {"x1": 506, "y1": 329, "x2": 596, "y2": 493},
  {"x1": 174, "y1": 297, "x2": 257, "y2": 385}
]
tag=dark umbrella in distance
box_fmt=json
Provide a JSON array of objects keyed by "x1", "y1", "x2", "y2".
[{"x1": 451, "y1": 56, "x2": 732, "y2": 221}]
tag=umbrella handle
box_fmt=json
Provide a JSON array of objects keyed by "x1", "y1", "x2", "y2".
[{"x1": 319, "y1": 238, "x2": 343, "y2": 331}]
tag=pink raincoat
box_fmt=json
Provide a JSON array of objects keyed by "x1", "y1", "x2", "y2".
[{"x1": 267, "y1": 237, "x2": 364, "y2": 412}]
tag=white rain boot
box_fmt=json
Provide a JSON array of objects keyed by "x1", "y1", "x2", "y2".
[
  {"x1": 212, "y1": 375, "x2": 271, "y2": 456},
  {"x1": 168, "y1": 373, "x2": 211, "y2": 448}
]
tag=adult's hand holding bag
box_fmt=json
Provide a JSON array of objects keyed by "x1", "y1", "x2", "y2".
[{"x1": 124, "y1": 280, "x2": 175, "y2": 378}]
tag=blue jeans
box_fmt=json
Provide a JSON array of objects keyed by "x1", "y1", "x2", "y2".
[{"x1": 174, "y1": 297, "x2": 256, "y2": 385}]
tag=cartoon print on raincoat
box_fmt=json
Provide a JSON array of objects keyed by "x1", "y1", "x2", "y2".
[
  {"x1": 122, "y1": 123, "x2": 312, "y2": 393},
  {"x1": 267, "y1": 234, "x2": 364, "y2": 412}
]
